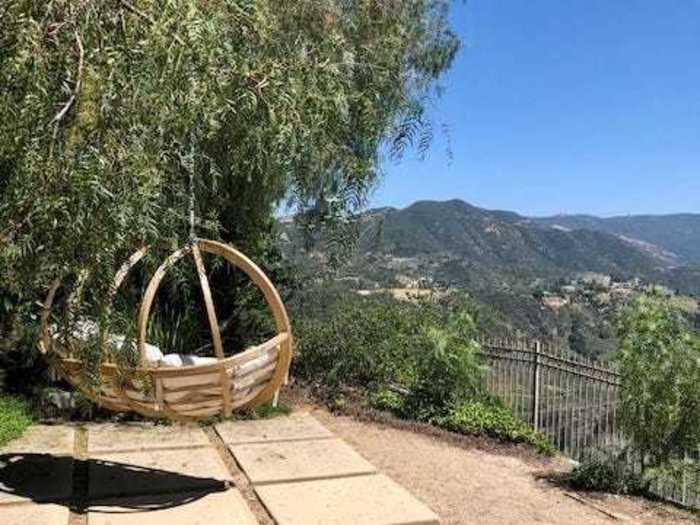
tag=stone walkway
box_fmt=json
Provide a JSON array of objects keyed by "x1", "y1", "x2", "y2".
[{"x1": 0, "y1": 413, "x2": 438, "y2": 524}]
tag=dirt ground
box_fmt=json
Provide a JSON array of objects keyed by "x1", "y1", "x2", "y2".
[{"x1": 287, "y1": 395, "x2": 697, "y2": 525}]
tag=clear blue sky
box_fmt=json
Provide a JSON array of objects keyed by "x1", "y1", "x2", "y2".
[{"x1": 372, "y1": 0, "x2": 700, "y2": 217}]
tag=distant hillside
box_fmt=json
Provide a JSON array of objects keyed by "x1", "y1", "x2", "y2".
[
  {"x1": 533, "y1": 213, "x2": 700, "y2": 264},
  {"x1": 360, "y1": 199, "x2": 673, "y2": 287},
  {"x1": 663, "y1": 265, "x2": 700, "y2": 296},
  {"x1": 279, "y1": 199, "x2": 699, "y2": 358}
]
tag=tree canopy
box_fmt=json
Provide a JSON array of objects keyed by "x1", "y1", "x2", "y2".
[
  {"x1": 0, "y1": 0, "x2": 458, "y2": 349},
  {"x1": 616, "y1": 296, "x2": 700, "y2": 466}
]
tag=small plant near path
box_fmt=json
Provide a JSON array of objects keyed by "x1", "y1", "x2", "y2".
[
  {"x1": 0, "y1": 394, "x2": 32, "y2": 447},
  {"x1": 433, "y1": 400, "x2": 554, "y2": 455}
]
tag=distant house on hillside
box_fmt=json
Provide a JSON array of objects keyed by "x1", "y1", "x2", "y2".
[
  {"x1": 644, "y1": 283, "x2": 674, "y2": 297},
  {"x1": 610, "y1": 286, "x2": 634, "y2": 300},
  {"x1": 561, "y1": 285, "x2": 577, "y2": 295},
  {"x1": 579, "y1": 272, "x2": 612, "y2": 289},
  {"x1": 542, "y1": 295, "x2": 569, "y2": 310}
]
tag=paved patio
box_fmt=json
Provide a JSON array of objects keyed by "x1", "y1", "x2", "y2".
[{"x1": 0, "y1": 413, "x2": 439, "y2": 524}]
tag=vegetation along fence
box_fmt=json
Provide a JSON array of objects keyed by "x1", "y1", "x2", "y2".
[{"x1": 479, "y1": 337, "x2": 700, "y2": 509}]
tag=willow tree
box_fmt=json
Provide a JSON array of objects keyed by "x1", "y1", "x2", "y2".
[{"x1": 0, "y1": 1, "x2": 458, "y2": 357}]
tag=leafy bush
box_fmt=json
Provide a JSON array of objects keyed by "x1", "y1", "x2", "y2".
[
  {"x1": 434, "y1": 400, "x2": 554, "y2": 455},
  {"x1": 568, "y1": 456, "x2": 646, "y2": 495},
  {"x1": 616, "y1": 295, "x2": 700, "y2": 467},
  {"x1": 293, "y1": 292, "x2": 484, "y2": 417},
  {"x1": 0, "y1": 395, "x2": 32, "y2": 447},
  {"x1": 295, "y1": 289, "x2": 553, "y2": 454},
  {"x1": 401, "y1": 310, "x2": 485, "y2": 420},
  {"x1": 369, "y1": 388, "x2": 405, "y2": 414}
]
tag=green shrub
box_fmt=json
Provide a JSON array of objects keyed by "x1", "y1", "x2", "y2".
[
  {"x1": 294, "y1": 289, "x2": 553, "y2": 454},
  {"x1": 368, "y1": 388, "x2": 405, "y2": 413},
  {"x1": 293, "y1": 292, "x2": 484, "y2": 417},
  {"x1": 0, "y1": 395, "x2": 32, "y2": 447},
  {"x1": 293, "y1": 293, "x2": 424, "y2": 392},
  {"x1": 401, "y1": 310, "x2": 485, "y2": 420},
  {"x1": 434, "y1": 400, "x2": 554, "y2": 455},
  {"x1": 568, "y1": 456, "x2": 646, "y2": 495}
]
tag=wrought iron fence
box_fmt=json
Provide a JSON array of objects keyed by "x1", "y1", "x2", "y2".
[{"x1": 479, "y1": 337, "x2": 700, "y2": 509}]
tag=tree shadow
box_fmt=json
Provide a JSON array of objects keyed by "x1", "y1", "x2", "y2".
[{"x1": 0, "y1": 453, "x2": 228, "y2": 514}]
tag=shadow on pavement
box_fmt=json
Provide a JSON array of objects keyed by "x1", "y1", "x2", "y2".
[{"x1": 0, "y1": 453, "x2": 228, "y2": 513}]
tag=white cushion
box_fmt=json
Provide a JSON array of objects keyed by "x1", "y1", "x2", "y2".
[
  {"x1": 49, "y1": 317, "x2": 230, "y2": 369},
  {"x1": 49, "y1": 318, "x2": 98, "y2": 341},
  {"x1": 110, "y1": 335, "x2": 164, "y2": 364},
  {"x1": 160, "y1": 354, "x2": 218, "y2": 368},
  {"x1": 50, "y1": 317, "x2": 164, "y2": 364},
  {"x1": 73, "y1": 319, "x2": 99, "y2": 340}
]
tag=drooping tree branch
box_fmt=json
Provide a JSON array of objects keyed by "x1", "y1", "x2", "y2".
[{"x1": 50, "y1": 31, "x2": 84, "y2": 143}]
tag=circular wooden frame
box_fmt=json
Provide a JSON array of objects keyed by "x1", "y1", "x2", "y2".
[{"x1": 39, "y1": 239, "x2": 292, "y2": 421}]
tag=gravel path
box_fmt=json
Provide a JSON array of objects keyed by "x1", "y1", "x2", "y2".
[{"x1": 307, "y1": 407, "x2": 697, "y2": 525}]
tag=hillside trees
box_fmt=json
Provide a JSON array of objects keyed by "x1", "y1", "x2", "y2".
[{"x1": 0, "y1": 1, "x2": 459, "y2": 357}]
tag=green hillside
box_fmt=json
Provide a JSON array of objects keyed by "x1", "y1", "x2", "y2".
[
  {"x1": 533, "y1": 213, "x2": 700, "y2": 264},
  {"x1": 363, "y1": 199, "x2": 672, "y2": 286},
  {"x1": 280, "y1": 199, "x2": 699, "y2": 359}
]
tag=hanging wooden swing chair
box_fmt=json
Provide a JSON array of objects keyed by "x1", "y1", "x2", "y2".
[{"x1": 38, "y1": 239, "x2": 292, "y2": 421}]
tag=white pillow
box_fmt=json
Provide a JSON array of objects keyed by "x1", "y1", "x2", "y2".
[
  {"x1": 73, "y1": 319, "x2": 99, "y2": 340},
  {"x1": 110, "y1": 335, "x2": 164, "y2": 364},
  {"x1": 49, "y1": 318, "x2": 165, "y2": 364},
  {"x1": 49, "y1": 319, "x2": 99, "y2": 341},
  {"x1": 160, "y1": 354, "x2": 218, "y2": 367}
]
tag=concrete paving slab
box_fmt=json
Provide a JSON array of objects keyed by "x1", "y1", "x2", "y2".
[
  {"x1": 88, "y1": 422, "x2": 209, "y2": 452},
  {"x1": 0, "y1": 502, "x2": 70, "y2": 525},
  {"x1": 88, "y1": 447, "x2": 232, "y2": 498},
  {"x1": 230, "y1": 437, "x2": 376, "y2": 485},
  {"x1": 1, "y1": 425, "x2": 74, "y2": 454},
  {"x1": 256, "y1": 473, "x2": 440, "y2": 525},
  {"x1": 216, "y1": 413, "x2": 333, "y2": 445},
  {"x1": 87, "y1": 488, "x2": 258, "y2": 525}
]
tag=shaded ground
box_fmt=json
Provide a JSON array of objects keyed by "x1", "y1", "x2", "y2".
[{"x1": 284, "y1": 390, "x2": 697, "y2": 525}]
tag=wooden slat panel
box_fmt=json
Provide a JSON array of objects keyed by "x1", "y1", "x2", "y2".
[
  {"x1": 166, "y1": 398, "x2": 224, "y2": 411},
  {"x1": 163, "y1": 379, "x2": 223, "y2": 394},
  {"x1": 165, "y1": 390, "x2": 221, "y2": 405},
  {"x1": 232, "y1": 362, "x2": 276, "y2": 392},
  {"x1": 58, "y1": 334, "x2": 288, "y2": 378},
  {"x1": 231, "y1": 384, "x2": 267, "y2": 409},
  {"x1": 230, "y1": 333, "x2": 287, "y2": 368},
  {"x1": 161, "y1": 372, "x2": 221, "y2": 390},
  {"x1": 176, "y1": 405, "x2": 223, "y2": 418},
  {"x1": 235, "y1": 347, "x2": 279, "y2": 377}
]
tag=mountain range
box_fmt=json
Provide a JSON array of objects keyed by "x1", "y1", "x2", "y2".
[
  {"x1": 352, "y1": 199, "x2": 699, "y2": 293},
  {"x1": 280, "y1": 199, "x2": 699, "y2": 356},
  {"x1": 532, "y1": 213, "x2": 700, "y2": 265}
]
